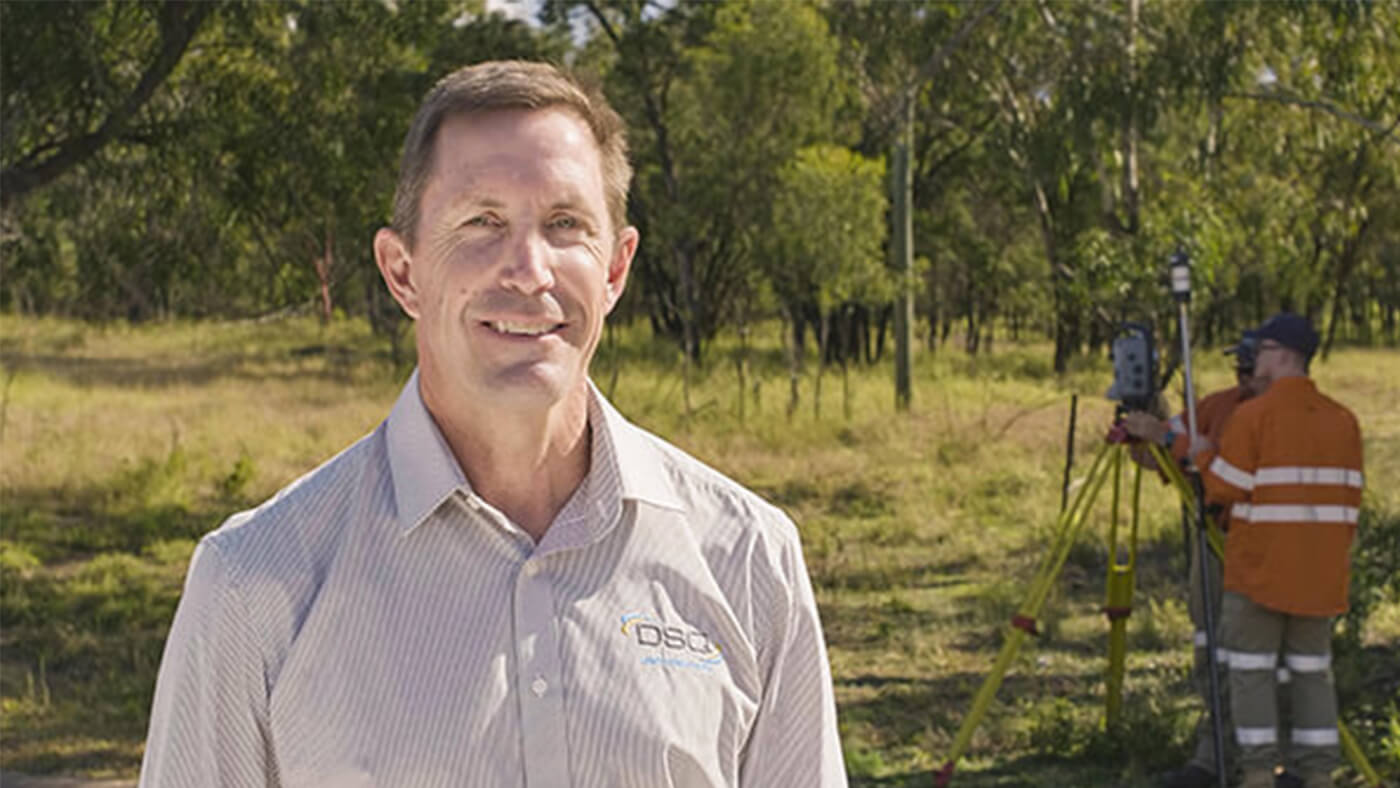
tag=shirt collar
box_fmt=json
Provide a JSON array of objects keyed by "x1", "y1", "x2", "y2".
[
  {"x1": 586, "y1": 381, "x2": 685, "y2": 513},
  {"x1": 1266, "y1": 376, "x2": 1316, "y2": 396},
  {"x1": 385, "y1": 369, "x2": 470, "y2": 534},
  {"x1": 385, "y1": 371, "x2": 684, "y2": 535}
]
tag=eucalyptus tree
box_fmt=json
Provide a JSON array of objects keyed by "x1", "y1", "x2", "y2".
[
  {"x1": 825, "y1": 0, "x2": 1003, "y2": 404},
  {"x1": 0, "y1": 0, "x2": 215, "y2": 210},
  {"x1": 766, "y1": 144, "x2": 889, "y2": 417},
  {"x1": 1, "y1": 0, "x2": 563, "y2": 322},
  {"x1": 549, "y1": 0, "x2": 850, "y2": 369},
  {"x1": 203, "y1": 0, "x2": 559, "y2": 325},
  {"x1": 1150, "y1": 0, "x2": 1399, "y2": 352}
]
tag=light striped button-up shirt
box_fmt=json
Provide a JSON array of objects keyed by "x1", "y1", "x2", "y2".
[{"x1": 140, "y1": 372, "x2": 847, "y2": 788}]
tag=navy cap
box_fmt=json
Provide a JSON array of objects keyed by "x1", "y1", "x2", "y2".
[
  {"x1": 1224, "y1": 330, "x2": 1259, "y2": 371},
  {"x1": 1256, "y1": 312, "x2": 1319, "y2": 360}
]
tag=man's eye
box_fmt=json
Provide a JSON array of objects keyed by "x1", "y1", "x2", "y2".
[
  {"x1": 463, "y1": 214, "x2": 499, "y2": 228},
  {"x1": 549, "y1": 216, "x2": 579, "y2": 230}
]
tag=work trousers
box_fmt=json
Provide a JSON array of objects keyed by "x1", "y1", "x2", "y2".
[{"x1": 1221, "y1": 592, "x2": 1339, "y2": 788}]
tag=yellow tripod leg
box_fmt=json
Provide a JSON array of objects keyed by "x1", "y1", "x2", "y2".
[
  {"x1": 1104, "y1": 566, "x2": 1132, "y2": 725},
  {"x1": 1104, "y1": 450, "x2": 1142, "y2": 727},
  {"x1": 935, "y1": 442, "x2": 1117, "y2": 786}
]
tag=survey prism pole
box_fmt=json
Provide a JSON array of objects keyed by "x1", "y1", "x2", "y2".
[{"x1": 1170, "y1": 248, "x2": 1228, "y2": 788}]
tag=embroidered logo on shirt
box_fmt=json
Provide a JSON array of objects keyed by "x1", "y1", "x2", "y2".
[{"x1": 620, "y1": 612, "x2": 724, "y2": 671}]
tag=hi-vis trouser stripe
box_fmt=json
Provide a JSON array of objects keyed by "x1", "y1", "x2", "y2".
[
  {"x1": 1191, "y1": 631, "x2": 1227, "y2": 664},
  {"x1": 1284, "y1": 653, "x2": 1331, "y2": 672},
  {"x1": 1254, "y1": 466, "x2": 1364, "y2": 488},
  {"x1": 1222, "y1": 648, "x2": 1294, "y2": 683},
  {"x1": 1229, "y1": 504, "x2": 1359, "y2": 524},
  {"x1": 1292, "y1": 727, "x2": 1340, "y2": 746},
  {"x1": 1236, "y1": 727, "x2": 1277, "y2": 746},
  {"x1": 1225, "y1": 650, "x2": 1276, "y2": 670}
]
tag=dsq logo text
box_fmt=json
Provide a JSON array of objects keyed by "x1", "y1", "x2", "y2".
[{"x1": 619, "y1": 612, "x2": 724, "y2": 671}]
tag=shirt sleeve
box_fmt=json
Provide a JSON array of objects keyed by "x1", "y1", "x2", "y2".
[
  {"x1": 1167, "y1": 411, "x2": 1190, "y2": 463},
  {"x1": 739, "y1": 521, "x2": 848, "y2": 788},
  {"x1": 140, "y1": 538, "x2": 277, "y2": 788},
  {"x1": 1200, "y1": 407, "x2": 1256, "y2": 507}
]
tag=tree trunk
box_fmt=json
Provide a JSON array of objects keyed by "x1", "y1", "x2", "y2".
[
  {"x1": 782, "y1": 308, "x2": 800, "y2": 419},
  {"x1": 815, "y1": 309, "x2": 831, "y2": 421},
  {"x1": 314, "y1": 226, "x2": 334, "y2": 324}
]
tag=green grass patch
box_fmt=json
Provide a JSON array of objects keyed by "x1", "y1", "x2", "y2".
[{"x1": 2, "y1": 314, "x2": 1397, "y2": 784}]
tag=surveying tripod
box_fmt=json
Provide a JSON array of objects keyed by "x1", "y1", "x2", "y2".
[
  {"x1": 931, "y1": 424, "x2": 1383, "y2": 787},
  {"x1": 929, "y1": 413, "x2": 1159, "y2": 787},
  {"x1": 933, "y1": 249, "x2": 1381, "y2": 787}
]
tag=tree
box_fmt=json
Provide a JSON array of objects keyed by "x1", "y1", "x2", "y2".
[
  {"x1": 1, "y1": 0, "x2": 215, "y2": 209},
  {"x1": 766, "y1": 144, "x2": 889, "y2": 417}
]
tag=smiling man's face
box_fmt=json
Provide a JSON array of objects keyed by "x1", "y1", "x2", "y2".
[{"x1": 379, "y1": 108, "x2": 637, "y2": 414}]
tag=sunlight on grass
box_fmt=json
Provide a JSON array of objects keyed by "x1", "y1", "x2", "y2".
[{"x1": 2, "y1": 314, "x2": 1396, "y2": 783}]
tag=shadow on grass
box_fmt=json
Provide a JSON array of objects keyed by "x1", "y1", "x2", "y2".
[
  {"x1": 2, "y1": 469, "x2": 233, "y2": 564},
  {"x1": 0, "y1": 342, "x2": 398, "y2": 391},
  {"x1": 850, "y1": 754, "x2": 1160, "y2": 787},
  {"x1": 1, "y1": 459, "x2": 235, "y2": 775},
  {"x1": 815, "y1": 556, "x2": 982, "y2": 594}
]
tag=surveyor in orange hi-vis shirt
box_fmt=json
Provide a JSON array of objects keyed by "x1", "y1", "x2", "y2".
[
  {"x1": 1122, "y1": 330, "x2": 1265, "y2": 788},
  {"x1": 1193, "y1": 312, "x2": 1364, "y2": 788}
]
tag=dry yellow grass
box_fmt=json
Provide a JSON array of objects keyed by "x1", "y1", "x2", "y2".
[{"x1": 2, "y1": 314, "x2": 1396, "y2": 785}]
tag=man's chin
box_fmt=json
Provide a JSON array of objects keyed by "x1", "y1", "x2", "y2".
[{"x1": 478, "y1": 365, "x2": 582, "y2": 407}]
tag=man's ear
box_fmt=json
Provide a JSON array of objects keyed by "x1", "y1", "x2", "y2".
[
  {"x1": 605, "y1": 226, "x2": 639, "y2": 313},
  {"x1": 374, "y1": 228, "x2": 420, "y2": 319}
]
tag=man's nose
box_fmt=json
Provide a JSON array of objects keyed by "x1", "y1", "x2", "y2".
[{"x1": 500, "y1": 230, "x2": 555, "y2": 294}]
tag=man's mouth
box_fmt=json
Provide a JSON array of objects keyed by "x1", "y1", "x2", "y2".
[{"x1": 485, "y1": 320, "x2": 564, "y2": 336}]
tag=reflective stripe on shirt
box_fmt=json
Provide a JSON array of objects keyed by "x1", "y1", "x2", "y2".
[
  {"x1": 1254, "y1": 466, "x2": 1363, "y2": 488},
  {"x1": 1210, "y1": 456, "x2": 1255, "y2": 491},
  {"x1": 1231, "y1": 504, "x2": 1359, "y2": 524}
]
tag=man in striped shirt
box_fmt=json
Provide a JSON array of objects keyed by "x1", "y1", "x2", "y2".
[
  {"x1": 140, "y1": 61, "x2": 847, "y2": 787},
  {"x1": 1195, "y1": 313, "x2": 1364, "y2": 788}
]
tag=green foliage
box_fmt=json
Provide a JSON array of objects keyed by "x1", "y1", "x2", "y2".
[
  {"x1": 1338, "y1": 501, "x2": 1400, "y2": 653},
  {"x1": 4, "y1": 0, "x2": 1399, "y2": 365},
  {"x1": 217, "y1": 453, "x2": 257, "y2": 502},
  {"x1": 768, "y1": 144, "x2": 890, "y2": 313},
  {"x1": 1024, "y1": 685, "x2": 1192, "y2": 773}
]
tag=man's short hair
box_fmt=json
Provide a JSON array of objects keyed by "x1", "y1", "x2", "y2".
[{"x1": 391, "y1": 60, "x2": 632, "y2": 249}]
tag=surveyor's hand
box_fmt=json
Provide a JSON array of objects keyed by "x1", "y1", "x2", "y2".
[
  {"x1": 1120, "y1": 412, "x2": 1168, "y2": 443},
  {"x1": 1128, "y1": 442, "x2": 1161, "y2": 470}
]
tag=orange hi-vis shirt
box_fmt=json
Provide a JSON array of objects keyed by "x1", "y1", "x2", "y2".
[
  {"x1": 1200, "y1": 377, "x2": 1364, "y2": 616},
  {"x1": 1167, "y1": 384, "x2": 1250, "y2": 465}
]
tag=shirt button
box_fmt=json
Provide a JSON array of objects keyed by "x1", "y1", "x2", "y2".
[{"x1": 531, "y1": 677, "x2": 548, "y2": 697}]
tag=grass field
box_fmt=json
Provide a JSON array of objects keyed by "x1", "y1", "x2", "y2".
[{"x1": 2, "y1": 314, "x2": 1397, "y2": 786}]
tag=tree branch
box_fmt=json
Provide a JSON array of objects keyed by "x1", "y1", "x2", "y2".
[
  {"x1": 1223, "y1": 88, "x2": 1397, "y2": 142},
  {"x1": 1, "y1": 1, "x2": 216, "y2": 209}
]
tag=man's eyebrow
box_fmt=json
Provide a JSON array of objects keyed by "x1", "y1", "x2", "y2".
[
  {"x1": 443, "y1": 192, "x2": 505, "y2": 215},
  {"x1": 545, "y1": 194, "x2": 603, "y2": 219}
]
